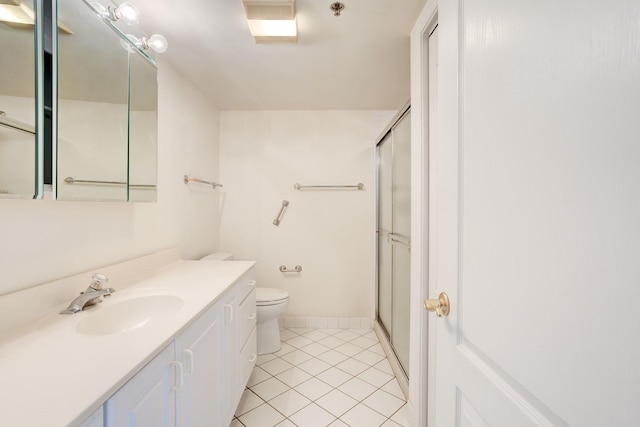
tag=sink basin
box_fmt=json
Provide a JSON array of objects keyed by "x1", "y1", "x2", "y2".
[{"x1": 75, "y1": 295, "x2": 184, "y2": 335}]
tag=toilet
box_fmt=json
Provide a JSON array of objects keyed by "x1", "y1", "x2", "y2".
[
  {"x1": 200, "y1": 253, "x2": 290, "y2": 355},
  {"x1": 254, "y1": 287, "x2": 289, "y2": 354}
]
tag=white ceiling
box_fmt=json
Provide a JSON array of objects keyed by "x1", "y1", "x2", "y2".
[{"x1": 133, "y1": 0, "x2": 427, "y2": 110}]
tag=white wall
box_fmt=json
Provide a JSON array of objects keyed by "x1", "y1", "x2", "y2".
[
  {"x1": 0, "y1": 95, "x2": 36, "y2": 196},
  {"x1": 0, "y1": 59, "x2": 220, "y2": 296},
  {"x1": 219, "y1": 110, "x2": 394, "y2": 318},
  {"x1": 57, "y1": 98, "x2": 128, "y2": 201},
  {"x1": 56, "y1": 101, "x2": 157, "y2": 202}
]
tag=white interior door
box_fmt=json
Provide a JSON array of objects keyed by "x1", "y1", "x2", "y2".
[{"x1": 426, "y1": 0, "x2": 640, "y2": 425}]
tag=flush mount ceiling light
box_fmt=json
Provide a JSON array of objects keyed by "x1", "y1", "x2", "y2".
[
  {"x1": 0, "y1": 0, "x2": 31, "y2": 25},
  {"x1": 0, "y1": 0, "x2": 72, "y2": 34},
  {"x1": 242, "y1": 0, "x2": 297, "y2": 44}
]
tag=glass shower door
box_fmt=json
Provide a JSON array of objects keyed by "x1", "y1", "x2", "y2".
[
  {"x1": 376, "y1": 109, "x2": 411, "y2": 376},
  {"x1": 391, "y1": 111, "x2": 411, "y2": 374},
  {"x1": 377, "y1": 134, "x2": 393, "y2": 333}
]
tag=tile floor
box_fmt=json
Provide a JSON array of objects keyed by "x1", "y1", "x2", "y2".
[{"x1": 231, "y1": 327, "x2": 408, "y2": 427}]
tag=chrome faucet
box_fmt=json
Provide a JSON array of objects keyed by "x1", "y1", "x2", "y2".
[{"x1": 60, "y1": 273, "x2": 116, "y2": 315}]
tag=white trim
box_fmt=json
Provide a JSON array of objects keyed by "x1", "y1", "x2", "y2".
[
  {"x1": 409, "y1": 1, "x2": 438, "y2": 426},
  {"x1": 278, "y1": 316, "x2": 374, "y2": 330}
]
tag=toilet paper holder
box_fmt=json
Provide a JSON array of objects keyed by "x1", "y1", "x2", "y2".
[{"x1": 279, "y1": 265, "x2": 302, "y2": 273}]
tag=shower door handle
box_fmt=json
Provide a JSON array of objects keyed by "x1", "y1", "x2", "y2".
[{"x1": 388, "y1": 233, "x2": 411, "y2": 250}]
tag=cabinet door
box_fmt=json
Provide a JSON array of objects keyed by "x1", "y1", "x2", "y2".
[
  {"x1": 222, "y1": 291, "x2": 239, "y2": 423},
  {"x1": 104, "y1": 345, "x2": 176, "y2": 427},
  {"x1": 175, "y1": 301, "x2": 222, "y2": 427},
  {"x1": 238, "y1": 327, "x2": 257, "y2": 391}
]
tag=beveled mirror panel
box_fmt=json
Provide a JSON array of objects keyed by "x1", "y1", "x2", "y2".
[
  {"x1": 128, "y1": 49, "x2": 157, "y2": 202},
  {"x1": 0, "y1": 0, "x2": 40, "y2": 199},
  {"x1": 56, "y1": 0, "x2": 128, "y2": 201}
]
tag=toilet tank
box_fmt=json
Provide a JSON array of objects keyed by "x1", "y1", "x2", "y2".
[{"x1": 200, "y1": 253, "x2": 233, "y2": 261}]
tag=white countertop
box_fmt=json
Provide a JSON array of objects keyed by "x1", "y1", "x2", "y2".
[{"x1": 0, "y1": 259, "x2": 255, "y2": 427}]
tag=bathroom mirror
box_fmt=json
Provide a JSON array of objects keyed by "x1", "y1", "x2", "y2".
[
  {"x1": 0, "y1": 0, "x2": 41, "y2": 199},
  {"x1": 56, "y1": 0, "x2": 128, "y2": 201},
  {"x1": 128, "y1": 48, "x2": 157, "y2": 202},
  {"x1": 55, "y1": 0, "x2": 158, "y2": 201}
]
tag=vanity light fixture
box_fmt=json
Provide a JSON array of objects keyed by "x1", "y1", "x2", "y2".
[
  {"x1": 121, "y1": 33, "x2": 168, "y2": 54},
  {"x1": 242, "y1": 0, "x2": 297, "y2": 44},
  {"x1": 90, "y1": 1, "x2": 138, "y2": 25},
  {"x1": 108, "y1": 2, "x2": 138, "y2": 25},
  {"x1": 140, "y1": 33, "x2": 168, "y2": 53}
]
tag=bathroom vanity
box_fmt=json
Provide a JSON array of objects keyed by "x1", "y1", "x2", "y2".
[{"x1": 0, "y1": 250, "x2": 256, "y2": 426}]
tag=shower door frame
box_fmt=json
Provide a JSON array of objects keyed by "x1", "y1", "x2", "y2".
[{"x1": 375, "y1": 102, "x2": 411, "y2": 380}]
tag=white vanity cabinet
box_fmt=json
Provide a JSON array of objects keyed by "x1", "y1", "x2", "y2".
[
  {"x1": 175, "y1": 299, "x2": 222, "y2": 426},
  {"x1": 237, "y1": 284, "x2": 257, "y2": 391},
  {"x1": 104, "y1": 343, "x2": 177, "y2": 426},
  {"x1": 222, "y1": 276, "x2": 258, "y2": 422},
  {"x1": 103, "y1": 268, "x2": 257, "y2": 427}
]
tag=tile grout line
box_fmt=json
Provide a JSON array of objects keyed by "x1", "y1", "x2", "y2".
[{"x1": 237, "y1": 327, "x2": 408, "y2": 427}]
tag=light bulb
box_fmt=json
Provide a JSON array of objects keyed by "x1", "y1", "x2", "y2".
[
  {"x1": 109, "y1": 2, "x2": 139, "y2": 25},
  {"x1": 143, "y1": 34, "x2": 168, "y2": 53},
  {"x1": 117, "y1": 2, "x2": 139, "y2": 24}
]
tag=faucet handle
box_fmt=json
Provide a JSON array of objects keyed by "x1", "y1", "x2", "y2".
[{"x1": 90, "y1": 273, "x2": 109, "y2": 290}]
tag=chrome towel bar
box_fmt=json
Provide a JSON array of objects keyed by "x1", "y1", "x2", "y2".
[
  {"x1": 294, "y1": 183, "x2": 364, "y2": 190},
  {"x1": 273, "y1": 200, "x2": 289, "y2": 226},
  {"x1": 0, "y1": 114, "x2": 35, "y2": 135},
  {"x1": 183, "y1": 175, "x2": 223, "y2": 189},
  {"x1": 279, "y1": 265, "x2": 302, "y2": 273},
  {"x1": 64, "y1": 177, "x2": 156, "y2": 188}
]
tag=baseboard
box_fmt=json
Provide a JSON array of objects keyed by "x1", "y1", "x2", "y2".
[{"x1": 278, "y1": 316, "x2": 374, "y2": 330}]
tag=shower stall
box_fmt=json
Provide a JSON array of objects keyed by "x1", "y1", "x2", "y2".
[{"x1": 376, "y1": 105, "x2": 411, "y2": 380}]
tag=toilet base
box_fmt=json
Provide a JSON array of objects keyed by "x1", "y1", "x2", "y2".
[{"x1": 257, "y1": 317, "x2": 282, "y2": 354}]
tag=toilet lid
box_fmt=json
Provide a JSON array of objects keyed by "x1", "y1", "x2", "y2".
[{"x1": 256, "y1": 287, "x2": 289, "y2": 304}]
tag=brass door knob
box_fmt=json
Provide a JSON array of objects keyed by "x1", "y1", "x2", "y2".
[{"x1": 424, "y1": 292, "x2": 450, "y2": 317}]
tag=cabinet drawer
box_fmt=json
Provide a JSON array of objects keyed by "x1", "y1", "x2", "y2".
[
  {"x1": 236, "y1": 269, "x2": 257, "y2": 303},
  {"x1": 238, "y1": 289, "x2": 256, "y2": 346},
  {"x1": 239, "y1": 327, "x2": 257, "y2": 390}
]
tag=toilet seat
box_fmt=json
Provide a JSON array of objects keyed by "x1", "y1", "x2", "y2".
[{"x1": 256, "y1": 287, "x2": 289, "y2": 306}]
